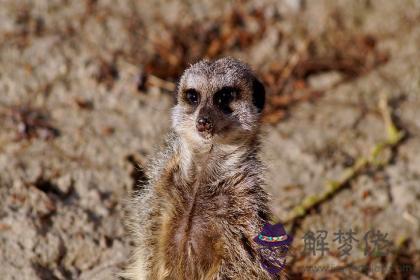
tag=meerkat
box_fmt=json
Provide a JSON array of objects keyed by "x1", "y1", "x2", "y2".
[{"x1": 124, "y1": 57, "x2": 276, "y2": 280}]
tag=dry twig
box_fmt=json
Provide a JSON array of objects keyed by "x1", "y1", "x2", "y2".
[{"x1": 278, "y1": 94, "x2": 405, "y2": 224}]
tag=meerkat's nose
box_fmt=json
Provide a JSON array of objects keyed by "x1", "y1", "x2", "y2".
[{"x1": 196, "y1": 117, "x2": 213, "y2": 132}]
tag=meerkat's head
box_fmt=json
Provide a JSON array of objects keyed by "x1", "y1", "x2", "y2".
[{"x1": 172, "y1": 57, "x2": 265, "y2": 148}]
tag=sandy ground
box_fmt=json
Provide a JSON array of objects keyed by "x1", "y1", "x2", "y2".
[{"x1": 0, "y1": 0, "x2": 419, "y2": 279}]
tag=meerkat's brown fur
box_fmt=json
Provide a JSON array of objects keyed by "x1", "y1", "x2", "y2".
[{"x1": 124, "y1": 58, "x2": 276, "y2": 280}]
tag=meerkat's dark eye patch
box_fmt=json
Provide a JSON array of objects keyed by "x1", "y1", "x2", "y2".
[
  {"x1": 214, "y1": 87, "x2": 238, "y2": 114},
  {"x1": 184, "y1": 89, "x2": 200, "y2": 106}
]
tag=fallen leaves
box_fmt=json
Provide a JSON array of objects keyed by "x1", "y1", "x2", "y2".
[
  {"x1": 143, "y1": 8, "x2": 267, "y2": 80},
  {"x1": 9, "y1": 106, "x2": 60, "y2": 141},
  {"x1": 261, "y1": 33, "x2": 389, "y2": 124},
  {"x1": 94, "y1": 57, "x2": 119, "y2": 90}
]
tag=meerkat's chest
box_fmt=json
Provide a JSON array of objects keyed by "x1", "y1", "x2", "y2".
[
  {"x1": 165, "y1": 188, "x2": 231, "y2": 248},
  {"x1": 157, "y1": 185, "x2": 243, "y2": 276}
]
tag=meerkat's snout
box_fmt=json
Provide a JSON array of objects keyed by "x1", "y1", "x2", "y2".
[
  {"x1": 196, "y1": 105, "x2": 215, "y2": 136},
  {"x1": 196, "y1": 115, "x2": 213, "y2": 133}
]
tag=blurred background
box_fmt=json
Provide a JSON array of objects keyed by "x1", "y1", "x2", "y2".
[{"x1": 0, "y1": 0, "x2": 419, "y2": 279}]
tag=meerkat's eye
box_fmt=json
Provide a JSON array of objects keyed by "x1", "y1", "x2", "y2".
[
  {"x1": 214, "y1": 87, "x2": 237, "y2": 113},
  {"x1": 184, "y1": 89, "x2": 200, "y2": 105}
]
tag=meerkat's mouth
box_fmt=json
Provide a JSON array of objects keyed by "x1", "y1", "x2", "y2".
[{"x1": 197, "y1": 129, "x2": 214, "y2": 140}]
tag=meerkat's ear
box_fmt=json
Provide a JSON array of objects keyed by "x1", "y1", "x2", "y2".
[{"x1": 252, "y1": 78, "x2": 265, "y2": 113}]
